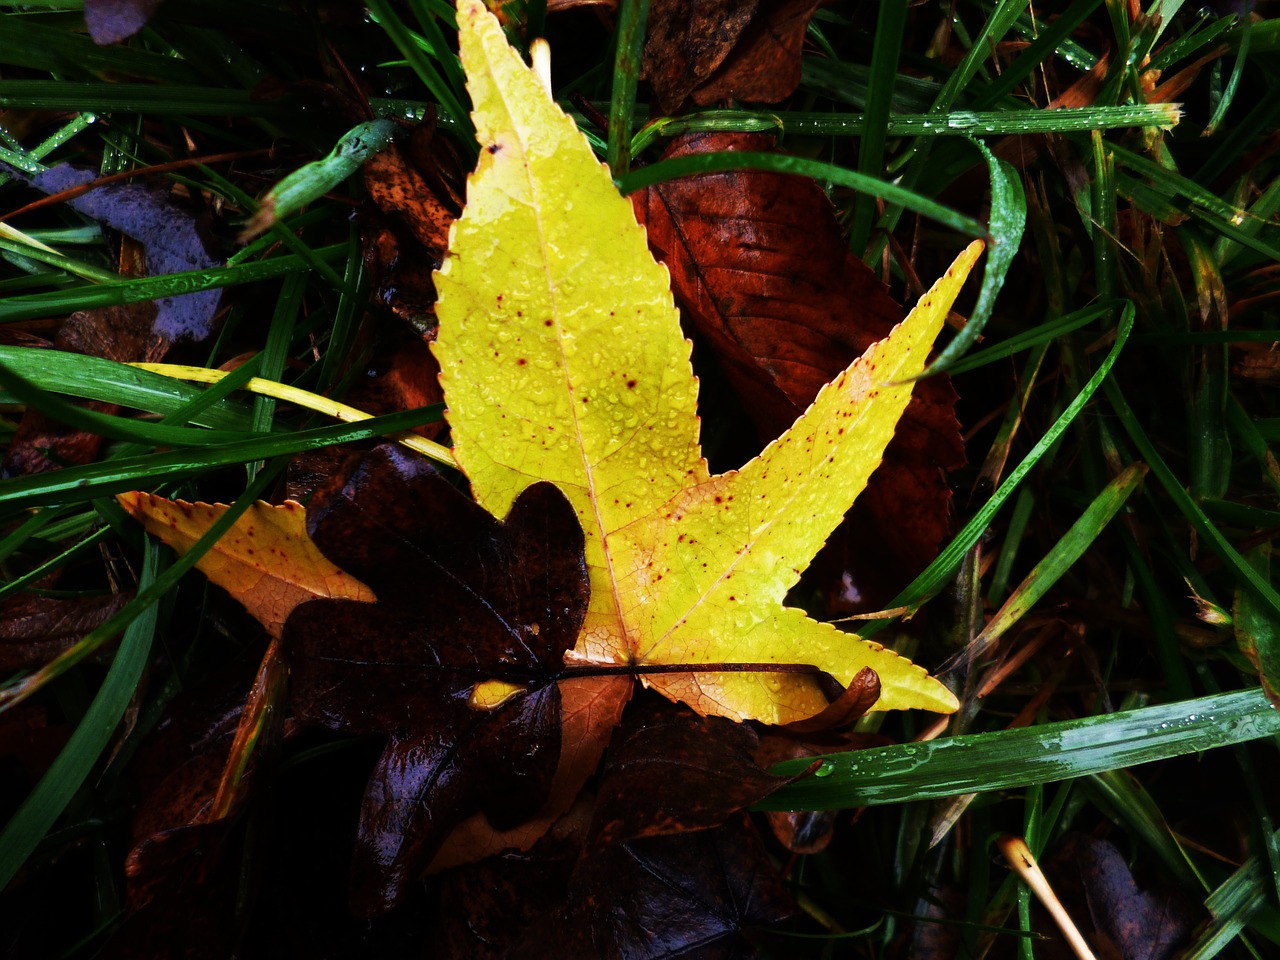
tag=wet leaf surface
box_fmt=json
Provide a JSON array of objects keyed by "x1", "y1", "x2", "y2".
[
  {"x1": 642, "y1": 0, "x2": 758, "y2": 112},
  {"x1": 438, "y1": 1, "x2": 965, "y2": 735},
  {"x1": 547, "y1": 815, "x2": 794, "y2": 959},
  {"x1": 1038, "y1": 833, "x2": 1199, "y2": 960},
  {"x1": 687, "y1": 0, "x2": 822, "y2": 107},
  {"x1": 284, "y1": 443, "x2": 589, "y2": 914},
  {"x1": 116, "y1": 493, "x2": 376, "y2": 639},
  {"x1": 587, "y1": 696, "x2": 796, "y2": 850},
  {"x1": 635, "y1": 131, "x2": 966, "y2": 611}
]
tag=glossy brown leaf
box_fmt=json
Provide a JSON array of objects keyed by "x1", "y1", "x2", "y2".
[
  {"x1": 635, "y1": 131, "x2": 965, "y2": 611},
  {"x1": 543, "y1": 815, "x2": 793, "y2": 959},
  {"x1": 440, "y1": 811, "x2": 790, "y2": 959},
  {"x1": 587, "y1": 696, "x2": 794, "y2": 850},
  {"x1": 284, "y1": 443, "x2": 589, "y2": 916},
  {"x1": 361, "y1": 118, "x2": 461, "y2": 329}
]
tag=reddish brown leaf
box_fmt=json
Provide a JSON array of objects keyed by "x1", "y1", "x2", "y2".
[
  {"x1": 635, "y1": 131, "x2": 965, "y2": 611},
  {"x1": 283, "y1": 443, "x2": 590, "y2": 915},
  {"x1": 690, "y1": 0, "x2": 822, "y2": 107},
  {"x1": 361, "y1": 117, "x2": 462, "y2": 329}
]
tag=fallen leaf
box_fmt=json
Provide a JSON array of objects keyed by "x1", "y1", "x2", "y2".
[
  {"x1": 0, "y1": 590, "x2": 131, "y2": 671},
  {"x1": 436, "y1": 0, "x2": 968, "y2": 732},
  {"x1": 689, "y1": 0, "x2": 822, "y2": 107},
  {"x1": 635, "y1": 131, "x2": 965, "y2": 611},
  {"x1": 283, "y1": 443, "x2": 590, "y2": 914},
  {"x1": 16, "y1": 164, "x2": 222, "y2": 342},
  {"x1": 1038, "y1": 833, "x2": 1198, "y2": 960},
  {"x1": 115, "y1": 493, "x2": 376, "y2": 638},
  {"x1": 541, "y1": 815, "x2": 794, "y2": 959},
  {"x1": 586, "y1": 695, "x2": 795, "y2": 850},
  {"x1": 642, "y1": 0, "x2": 759, "y2": 112},
  {"x1": 440, "y1": 807, "x2": 792, "y2": 958},
  {"x1": 84, "y1": 0, "x2": 165, "y2": 45}
]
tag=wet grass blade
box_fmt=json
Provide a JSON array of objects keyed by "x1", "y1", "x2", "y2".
[
  {"x1": 617, "y1": 151, "x2": 985, "y2": 237},
  {"x1": 958, "y1": 461, "x2": 1148, "y2": 667},
  {"x1": 0, "y1": 541, "x2": 161, "y2": 892},
  {"x1": 0, "y1": 405, "x2": 445, "y2": 509},
  {"x1": 861, "y1": 303, "x2": 1135, "y2": 636},
  {"x1": 759, "y1": 688, "x2": 1280, "y2": 809}
]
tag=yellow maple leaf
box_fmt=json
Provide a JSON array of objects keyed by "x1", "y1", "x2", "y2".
[
  {"x1": 116, "y1": 493, "x2": 376, "y2": 638},
  {"x1": 435, "y1": 0, "x2": 974, "y2": 724}
]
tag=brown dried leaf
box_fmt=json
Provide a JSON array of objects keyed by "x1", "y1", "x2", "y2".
[{"x1": 690, "y1": 0, "x2": 822, "y2": 107}]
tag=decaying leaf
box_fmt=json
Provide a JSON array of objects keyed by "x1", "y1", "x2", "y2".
[
  {"x1": 283, "y1": 443, "x2": 590, "y2": 914},
  {"x1": 14, "y1": 164, "x2": 222, "y2": 342},
  {"x1": 642, "y1": 0, "x2": 820, "y2": 111},
  {"x1": 688, "y1": 0, "x2": 823, "y2": 107},
  {"x1": 116, "y1": 493, "x2": 376, "y2": 638},
  {"x1": 586, "y1": 696, "x2": 799, "y2": 850},
  {"x1": 84, "y1": 0, "x2": 166, "y2": 45},
  {"x1": 1038, "y1": 833, "x2": 1198, "y2": 960},
  {"x1": 436, "y1": 0, "x2": 968, "y2": 732},
  {"x1": 0, "y1": 590, "x2": 131, "y2": 671},
  {"x1": 642, "y1": 0, "x2": 759, "y2": 112}
]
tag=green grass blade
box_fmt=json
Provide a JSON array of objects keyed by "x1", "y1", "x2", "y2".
[
  {"x1": 367, "y1": 0, "x2": 471, "y2": 145},
  {"x1": 0, "y1": 541, "x2": 161, "y2": 892},
  {"x1": 607, "y1": 0, "x2": 650, "y2": 176},
  {"x1": 0, "y1": 246, "x2": 345, "y2": 324},
  {"x1": 0, "y1": 360, "x2": 251, "y2": 447},
  {"x1": 861, "y1": 305, "x2": 1135, "y2": 637},
  {"x1": 617, "y1": 152, "x2": 985, "y2": 237},
  {"x1": 849, "y1": 0, "x2": 906, "y2": 253},
  {"x1": 759, "y1": 688, "x2": 1280, "y2": 810},
  {"x1": 0, "y1": 347, "x2": 255, "y2": 429},
  {"x1": 241, "y1": 120, "x2": 399, "y2": 240},
  {"x1": 1105, "y1": 378, "x2": 1280, "y2": 621},
  {"x1": 963, "y1": 461, "x2": 1148, "y2": 663},
  {"x1": 0, "y1": 405, "x2": 445, "y2": 509},
  {"x1": 921, "y1": 137, "x2": 1025, "y2": 374}
]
